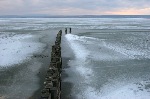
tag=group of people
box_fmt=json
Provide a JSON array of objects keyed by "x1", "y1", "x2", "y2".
[{"x1": 65, "y1": 28, "x2": 71, "y2": 34}]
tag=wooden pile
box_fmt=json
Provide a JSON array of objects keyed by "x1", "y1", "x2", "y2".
[{"x1": 41, "y1": 30, "x2": 62, "y2": 99}]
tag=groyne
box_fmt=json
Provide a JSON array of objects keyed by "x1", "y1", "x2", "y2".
[{"x1": 41, "y1": 30, "x2": 62, "y2": 99}]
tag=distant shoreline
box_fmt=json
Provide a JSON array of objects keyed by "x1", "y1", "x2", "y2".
[{"x1": 0, "y1": 15, "x2": 150, "y2": 18}]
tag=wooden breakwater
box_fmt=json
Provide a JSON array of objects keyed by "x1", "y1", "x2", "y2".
[{"x1": 41, "y1": 30, "x2": 62, "y2": 99}]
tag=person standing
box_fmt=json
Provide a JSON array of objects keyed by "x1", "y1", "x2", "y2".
[
  {"x1": 65, "y1": 28, "x2": 67, "y2": 34},
  {"x1": 69, "y1": 28, "x2": 71, "y2": 33}
]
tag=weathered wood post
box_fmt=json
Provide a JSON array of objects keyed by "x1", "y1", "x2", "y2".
[{"x1": 41, "y1": 30, "x2": 62, "y2": 99}]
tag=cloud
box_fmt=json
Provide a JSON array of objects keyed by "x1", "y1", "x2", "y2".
[
  {"x1": 105, "y1": 8, "x2": 150, "y2": 15},
  {"x1": 0, "y1": 0, "x2": 150, "y2": 15}
]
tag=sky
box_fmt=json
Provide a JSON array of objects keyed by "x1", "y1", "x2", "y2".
[{"x1": 0, "y1": 0, "x2": 150, "y2": 15}]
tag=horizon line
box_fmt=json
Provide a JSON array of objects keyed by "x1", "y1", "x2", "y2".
[{"x1": 0, "y1": 15, "x2": 150, "y2": 18}]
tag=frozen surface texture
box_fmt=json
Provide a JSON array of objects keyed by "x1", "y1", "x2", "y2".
[
  {"x1": 0, "y1": 33, "x2": 45, "y2": 67},
  {"x1": 65, "y1": 33, "x2": 150, "y2": 99}
]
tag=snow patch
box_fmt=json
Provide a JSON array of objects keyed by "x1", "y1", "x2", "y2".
[
  {"x1": 0, "y1": 33, "x2": 45, "y2": 67},
  {"x1": 65, "y1": 34, "x2": 93, "y2": 78}
]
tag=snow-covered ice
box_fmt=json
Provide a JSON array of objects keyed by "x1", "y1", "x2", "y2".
[
  {"x1": 0, "y1": 33, "x2": 45, "y2": 67},
  {"x1": 65, "y1": 33, "x2": 150, "y2": 99}
]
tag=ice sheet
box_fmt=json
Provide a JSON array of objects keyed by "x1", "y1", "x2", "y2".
[
  {"x1": 1, "y1": 18, "x2": 150, "y2": 30},
  {"x1": 78, "y1": 80, "x2": 150, "y2": 99},
  {"x1": 65, "y1": 34, "x2": 150, "y2": 99},
  {"x1": 0, "y1": 33, "x2": 45, "y2": 67}
]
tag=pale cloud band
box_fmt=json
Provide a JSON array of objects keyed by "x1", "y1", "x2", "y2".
[{"x1": 0, "y1": 0, "x2": 150, "y2": 15}]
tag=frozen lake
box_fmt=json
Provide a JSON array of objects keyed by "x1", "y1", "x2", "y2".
[{"x1": 0, "y1": 18, "x2": 150, "y2": 99}]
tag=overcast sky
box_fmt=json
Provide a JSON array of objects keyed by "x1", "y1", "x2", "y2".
[{"x1": 0, "y1": 0, "x2": 150, "y2": 15}]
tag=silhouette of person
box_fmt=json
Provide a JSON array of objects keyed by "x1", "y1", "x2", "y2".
[
  {"x1": 65, "y1": 28, "x2": 67, "y2": 34},
  {"x1": 69, "y1": 28, "x2": 71, "y2": 33}
]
